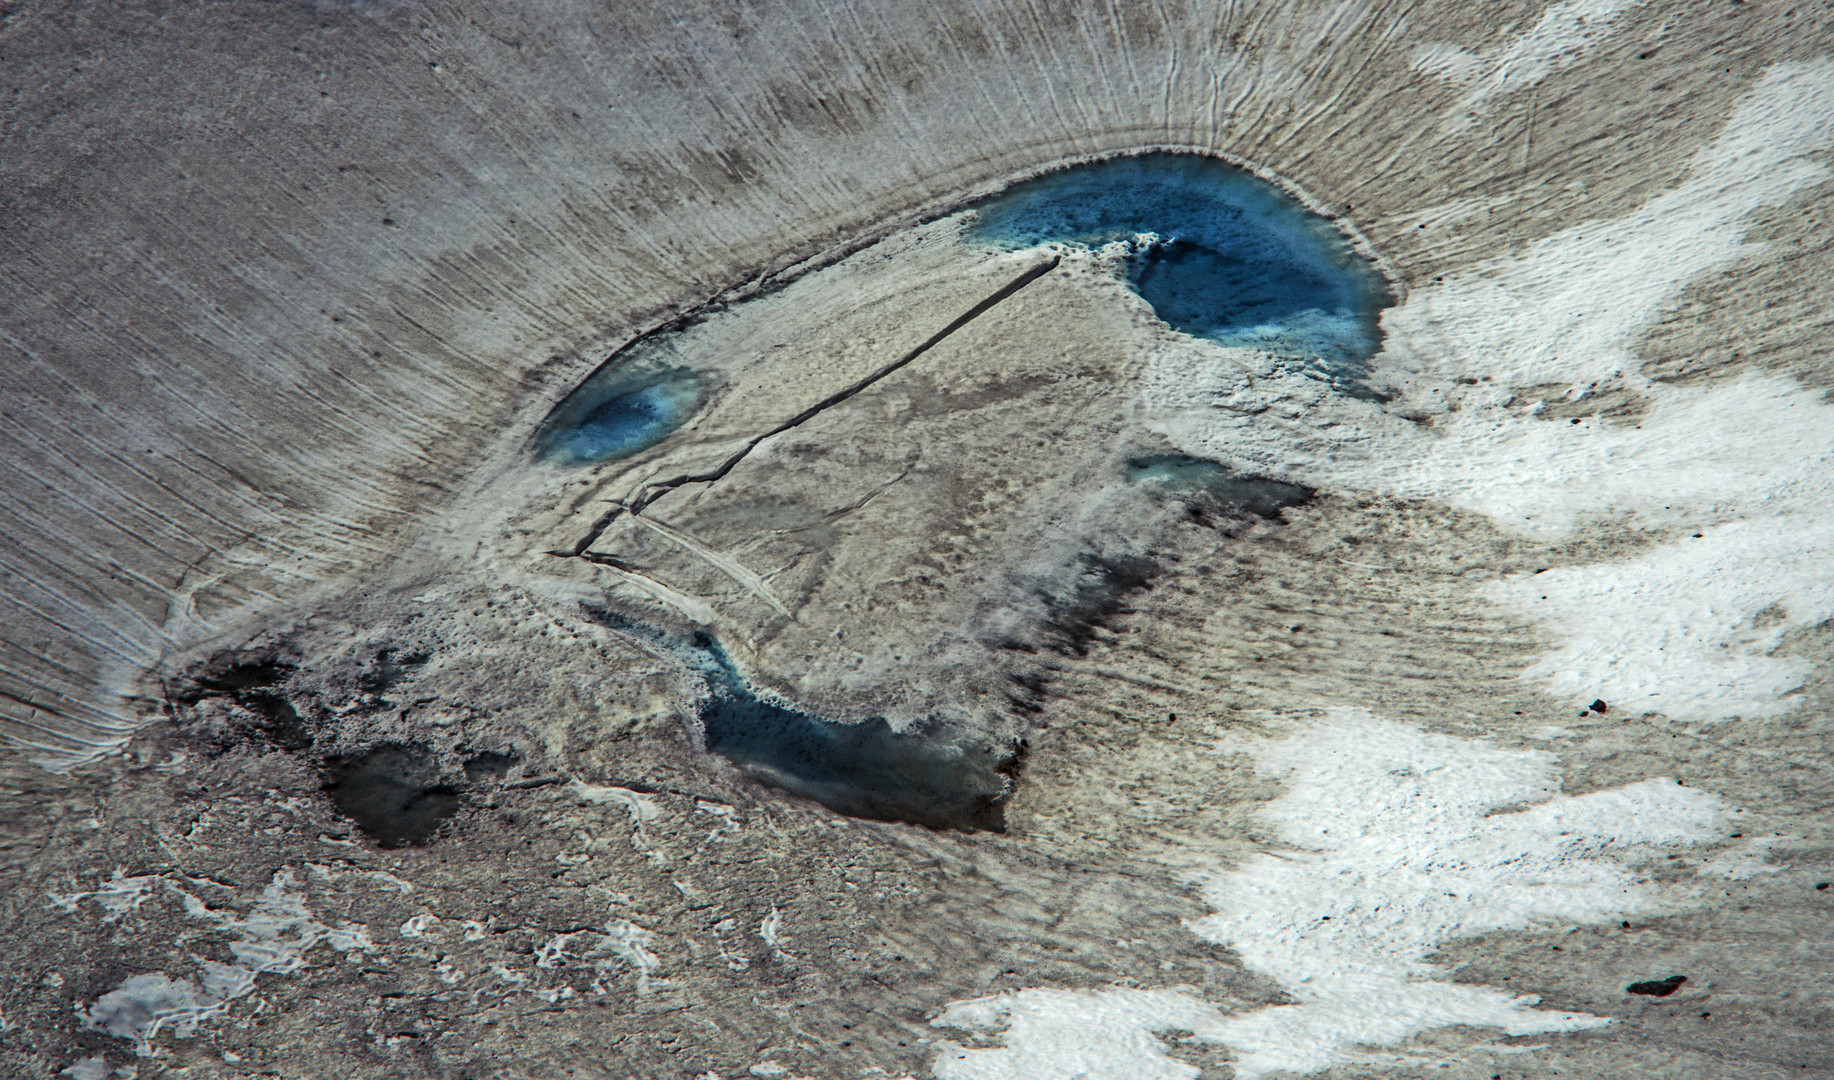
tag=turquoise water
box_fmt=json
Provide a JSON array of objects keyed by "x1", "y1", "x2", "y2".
[
  {"x1": 534, "y1": 362, "x2": 702, "y2": 466},
  {"x1": 971, "y1": 153, "x2": 1392, "y2": 387}
]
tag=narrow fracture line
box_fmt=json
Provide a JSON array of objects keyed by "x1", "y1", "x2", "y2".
[
  {"x1": 562, "y1": 254, "x2": 1061, "y2": 557},
  {"x1": 576, "y1": 551, "x2": 722, "y2": 626},
  {"x1": 625, "y1": 513, "x2": 796, "y2": 619}
]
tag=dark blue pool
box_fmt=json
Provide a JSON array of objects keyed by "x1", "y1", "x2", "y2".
[{"x1": 581, "y1": 609, "x2": 1016, "y2": 831}]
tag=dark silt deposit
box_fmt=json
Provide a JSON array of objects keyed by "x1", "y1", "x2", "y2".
[
  {"x1": 971, "y1": 153, "x2": 1393, "y2": 390},
  {"x1": 1627, "y1": 975, "x2": 1689, "y2": 997},
  {"x1": 321, "y1": 742, "x2": 463, "y2": 848},
  {"x1": 1036, "y1": 553, "x2": 1161, "y2": 660},
  {"x1": 1124, "y1": 454, "x2": 1315, "y2": 521},
  {"x1": 175, "y1": 651, "x2": 315, "y2": 753}
]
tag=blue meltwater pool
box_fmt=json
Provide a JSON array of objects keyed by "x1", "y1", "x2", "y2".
[{"x1": 534, "y1": 365, "x2": 703, "y2": 466}]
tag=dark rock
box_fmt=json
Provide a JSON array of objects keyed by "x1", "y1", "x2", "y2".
[
  {"x1": 1627, "y1": 975, "x2": 1688, "y2": 997},
  {"x1": 463, "y1": 751, "x2": 519, "y2": 784}
]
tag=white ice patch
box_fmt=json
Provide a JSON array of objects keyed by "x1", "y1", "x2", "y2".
[
  {"x1": 934, "y1": 988, "x2": 1235, "y2": 1080},
  {"x1": 1380, "y1": 60, "x2": 1834, "y2": 404},
  {"x1": 1486, "y1": 512, "x2": 1834, "y2": 719},
  {"x1": 1149, "y1": 61, "x2": 1834, "y2": 722},
  {"x1": 534, "y1": 919, "x2": 662, "y2": 995},
  {"x1": 604, "y1": 919, "x2": 662, "y2": 993},
  {"x1": 400, "y1": 912, "x2": 442, "y2": 938},
  {"x1": 758, "y1": 907, "x2": 797, "y2": 964},
  {"x1": 1415, "y1": 0, "x2": 1647, "y2": 131},
  {"x1": 1186, "y1": 712, "x2": 1726, "y2": 1076},
  {"x1": 573, "y1": 779, "x2": 664, "y2": 823},
  {"x1": 60, "y1": 1054, "x2": 135, "y2": 1079},
  {"x1": 179, "y1": 869, "x2": 373, "y2": 975},
  {"x1": 306, "y1": 861, "x2": 415, "y2": 894},
  {"x1": 1700, "y1": 835, "x2": 1792, "y2": 881},
  {"x1": 932, "y1": 711, "x2": 1731, "y2": 1079},
  {"x1": 77, "y1": 971, "x2": 238, "y2": 1058},
  {"x1": 47, "y1": 869, "x2": 159, "y2": 920},
  {"x1": 75, "y1": 870, "x2": 371, "y2": 1056}
]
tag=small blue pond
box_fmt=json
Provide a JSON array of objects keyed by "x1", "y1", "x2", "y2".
[
  {"x1": 535, "y1": 365, "x2": 702, "y2": 466},
  {"x1": 971, "y1": 153, "x2": 1392, "y2": 387}
]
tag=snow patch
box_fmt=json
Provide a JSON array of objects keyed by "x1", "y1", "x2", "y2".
[
  {"x1": 1700, "y1": 835, "x2": 1792, "y2": 880},
  {"x1": 534, "y1": 919, "x2": 661, "y2": 994},
  {"x1": 400, "y1": 912, "x2": 442, "y2": 938},
  {"x1": 1415, "y1": 0, "x2": 1647, "y2": 131},
  {"x1": 75, "y1": 870, "x2": 371, "y2": 1056},
  {"x1": 47, "y1": 870, "x2": 159, "y2": 920},
  {"x1": 932, "y1": 711, "x2": 1732, "y2": 1079},
  {"x1": 573, "y1": 779, "x2": 664, "y2": 823},
  {"x1": 60, "y1": 1055, "x2": 134, "y2": 1080},
  {"x1": 1184, "y1": 711, "x2": 1726, "y2": 1076},
  {"x1": 306, "y1": 861, "x2": 415, "y2": 893},
  {"x1": 77, "y1": 971, "x2": 238, "y2": 1057},
  {"x1": 934, "y1": 988, "x2": 1231, "y2": 1080},
  {"x1": 178, "y1": 869, "x2": 373, "y2": 974},
  {"x1": 1487, "y1": 511, "x2": 1834, "y2": 719},
  {"x1": 1149, "y1": 61, "x2": 1834, "y2": 722}
]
